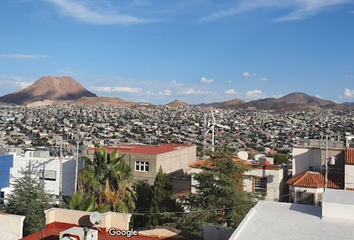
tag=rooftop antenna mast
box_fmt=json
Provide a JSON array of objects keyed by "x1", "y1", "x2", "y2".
[{"x1": 205, "y1": 110, "x2": 230, "y2": 153}]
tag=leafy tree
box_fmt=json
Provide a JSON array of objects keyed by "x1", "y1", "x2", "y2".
[
  {"x1": 5, "y1": 163, "x2": 54, "y2": 236},
  {"x1": 148, "y1": 166, "x2": 178, "y2": 227},
  {"x1": 61, "y1": 192, "x2": 110, "y2": 213},
  {"x1": 132, "y1": 180, "x2": 153, "y2": 228},
  {"x1": 176, "y1": 146, "x2": 256, "y2": 237},
  {"x1": 78, "y1": 146, "x2": 137, "y2": 213}
]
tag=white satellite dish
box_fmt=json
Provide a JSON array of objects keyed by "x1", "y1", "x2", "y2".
[
  {"x1": 90, "y1": 212, "x2": 102, "y2": 226},
  {"x1": 237, "y1": 151, "x2": 249, "y2": 160}
]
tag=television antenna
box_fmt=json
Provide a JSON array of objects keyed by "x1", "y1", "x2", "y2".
[{"x1": 204, "y1": 110, "x2": 230, "y2": 153}]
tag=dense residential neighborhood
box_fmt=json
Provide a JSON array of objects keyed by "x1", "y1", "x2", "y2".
[{"x1": 1, "y1": 102, "x2": 354, "y2": 239}]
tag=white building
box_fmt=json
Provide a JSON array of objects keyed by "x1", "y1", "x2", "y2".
[
  {"x1": 1, "y1": 148, "x2": 77, "y2": 200},
  {"x1": 228, "y1": 189, "x2": 354, "y2": 240}
]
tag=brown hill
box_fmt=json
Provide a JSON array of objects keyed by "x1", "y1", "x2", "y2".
[
  {"x1": 0, "y1": 76, "x2": 97, "y2": 105},
  {"x1": 197, "y1": 98, "x2": 245, "y2": 108},
  {"x1": 166, "y1": 100, "x2": 189, "y2": 106},
  {"x1": 68, "y1": 97, "x2": 155, "y2": 107}
]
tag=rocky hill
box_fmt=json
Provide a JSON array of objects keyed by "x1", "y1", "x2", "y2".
[{"x1": 0, "y1": 76, "x2": 97, "y2": 105}]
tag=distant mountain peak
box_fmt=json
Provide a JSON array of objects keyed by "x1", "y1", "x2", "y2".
[
  {"x1": 0, "y1": 76, "x2": 97, "y2": 105},
  {"x1": 166, "y1": 99, "x2": 189, "y2": 106}
]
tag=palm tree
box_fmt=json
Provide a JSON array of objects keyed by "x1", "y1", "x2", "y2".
[
  {"x1": 78, "y1": 146, "x2": 136, "y2": 213},
  {"x1": 62, "y1": 192, "x2": 110, "y2": 213}
]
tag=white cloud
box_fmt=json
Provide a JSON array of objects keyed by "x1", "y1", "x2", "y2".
[
  {"x1": 158, "y1": 89, "x2": 172, "y2": 96},
  {"x1": 0, "y1": 54, "x2": 48, "y2": 59},
  {"x1": 0, "y1": 75, "x2": 34, "y2": 92},
  {"x1": 246, "y1": 89, "x2": 262, "y2": 96},
  {"x1": 170, "y1": 79, "x2": 177, "y2": 84},
  {"x1": 43, "y1": 0, "x2": 153, "y2": 25},
  {"x1": 92, "y1": 86, "x2": 141, "y2": 93},
  {"x1": 199, "y1": 77, "x2": 214, "y2": 83},
  {"x1": 344, "y1": 88, "x2": 354, "y2": 98},
  {"x1": 260, "y1": 77, "x2": 267, "y2": 81},
  {"x1": 177, "y1": 89, "x2": 214, "y2": 95},
  {"x1": 315, "y1": 94, "x2": 321, "y2": 99},
  {"x1": 253, "y1": 73, "x2": 257, "y2": 76},
  {"x1": 228, "y1": 80, "x2": 231, "y2": 83},
  {"x1": 243, "y1": 72, "x2": 251, "y2": 77},
  {"x1": 197, "y1": 0, "x2": 352, "y2": 23},
  {"x1": 225, "y1": 89, "x2": 237, "y2": 94}
]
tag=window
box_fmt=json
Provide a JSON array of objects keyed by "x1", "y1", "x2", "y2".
[
  {"x1": 39, "y1": 170, "x2": 56, "y2": 181},
  {"x1": 135, "y1": 161, "x2": 149, "y2": 172},
  {"x1": 253, "y1": 177, "x2": 267, "y2": 195}
]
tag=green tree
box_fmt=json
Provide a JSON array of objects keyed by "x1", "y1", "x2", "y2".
[
  {"x1": 62, "y1": 192, "x2": 110, "y2": 213},
  {"x1": 5, "y1": 163, "x2": 54, "y2": 236},
  {"x1": 132, "y1": 180, "x2": 153, "y2": 228},
  {"x1": 176, "y1": 146, "x2": 256, "y2": 237},
  {"x1": 148, "y1": 166, "x2": 178, "y2": 227},
  {"x1": 78, "y1": 146, "x2": 137, "y2": 213}
]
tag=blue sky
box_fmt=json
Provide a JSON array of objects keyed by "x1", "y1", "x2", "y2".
[{"x1": 0, "y1": 0, "x2": 354, "y2": 104}]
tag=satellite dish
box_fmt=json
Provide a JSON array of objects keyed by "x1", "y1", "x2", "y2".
[
  {"x1": 90, "y1": 212, "x2": 102, "y2": 226},
  {"x1": 237, "y1": 151, "x2": 249, "y2": 160}
]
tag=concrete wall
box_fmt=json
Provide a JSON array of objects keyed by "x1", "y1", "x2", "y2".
[
  {"x1": 345, "y1": 165, "x2": 354, "y2": 190},
  {"x1": 4, "y1": 153, "x2": 77, "y2": 198},
  {"x1": 45, "y1": 208, "x2": 131, "y2": 231},
  {"x1": 322, "y1": 189, "x2": 354, "y2": 220},
  {"x1": 0, "y1": 213, "x2": 25, "y2": 240},
  {"x1": 121, "y1": 153, "x2": 157, "y2": 185},
  {"x1": 292, "y1": 147, "x2": 343, "y2": 176},
  {"x1": 156, "y1": 145, "x2": 196, "y2": 176},
  {"x1": 244, "y1": 168, "x2": 283, "y2": 201},
  {"x1": 190, "y1": 168, "x2": 202, "y2": 194}
]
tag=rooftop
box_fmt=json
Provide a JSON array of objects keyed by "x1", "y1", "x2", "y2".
[
  {"x1": 287, "y1": 171, "x2": 343, "y2": 189},
  {"x1": 229, "y1": 200, "x2": 354, "y2": 240},
  {"x1": 88, "y1": 144, "x2": 194, "y2": 155}
]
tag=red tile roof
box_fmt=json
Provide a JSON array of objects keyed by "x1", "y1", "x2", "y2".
[
  {"x1": 88, "y1": 144, "x2": 194, "y2": 155},
  {"x1": 21, "y1": 222, "x2": 164, "y2": 240},
  {"x1": 346, "y1": 148, "x2": 354, "y2": 165},
  {"x1": 189, "y1": 157, "x2": 281, "y2": 170},
  {"x1": 287, "y1": 171, "x2": 343, "y2": 189}
]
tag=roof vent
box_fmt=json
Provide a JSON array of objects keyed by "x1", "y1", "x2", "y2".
[{"x1": 59, "y1": 227, "x2": 98, "y2": 240}]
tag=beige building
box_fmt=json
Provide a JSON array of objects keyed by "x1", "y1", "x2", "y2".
[
  {"x1": 189, "y1": 158, "x2": 287, "y2": 202},
  {"x1": 85, "y1": 144, "x2": 196, "y2": 185}
]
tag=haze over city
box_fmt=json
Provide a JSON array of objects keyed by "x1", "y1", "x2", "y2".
[{"x1": 1, "y1": 0, "x2": 354, "y2": 104}]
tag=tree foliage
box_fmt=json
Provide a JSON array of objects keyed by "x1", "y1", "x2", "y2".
[
  {"x1": 5, "y1": 163, "x2": 54, "y2": 236},
  {"x1": 78, "y1": 146, "x2": 137, "y2": 213},
  {"x1": 62, "y1": 192, "x2": 110, "y2": 213},
  {"x1": 176, "y1": 146, "x2": 256, "y2": 237},
  {"x1": 148, "y1": 166, "x2": 178, "y2": 226}
]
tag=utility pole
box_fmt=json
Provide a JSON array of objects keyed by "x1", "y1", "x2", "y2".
[
  {"x1": 59, "y1": 138, "x2": 63, "y2": 199},
  {"x1": 324, "y1": 129, "x2": 329, "y2": 192},
  {"x1": 203, "y1": 112, "x2": 207, "y2": 157},
  {"x1": 74, "y1": 141, "x2": 79, "y2": 192}
]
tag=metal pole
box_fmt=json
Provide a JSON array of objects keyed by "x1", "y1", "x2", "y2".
[
  {"x1": 203, "y1": 112, "x2": 206, "y2": 156},
  {"x1": 59, "y1": 138, "x2": 63, "y2": 199},
  {"x1": 211, "y1": 125, "x2": 215, "y2": 152},
  {"x1": 74, "y1": 141, "x2": 79, "y2": 192},
  {"x1": 324, "y1": 131, "x2": 328, "y2": 192}
]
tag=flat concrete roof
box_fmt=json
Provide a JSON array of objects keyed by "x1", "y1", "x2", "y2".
[{"x1": 229, "y1": 201, "x2": 354, "y2": 240}]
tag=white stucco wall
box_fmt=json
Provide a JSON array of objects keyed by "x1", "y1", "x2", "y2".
[
  {"x1": 322, "y1": 189, "x2": 354, "y2": 220},
  {"x1": 4, "y1": 151, "x2": 77, "y2": 198},
  {"x1": 345, "y1": 165, "x2": 354, "y2": 189},
  {"x1": 0, "y1": 213, "x2": 25, "y2": 240},
  {"x1": 244, "y1": 168, "x2": 283, "y2": 201}
]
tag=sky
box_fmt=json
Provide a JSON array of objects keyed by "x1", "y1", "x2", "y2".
[{"x1": 0, "y1": 0, "x2": 354, "y2": 105}]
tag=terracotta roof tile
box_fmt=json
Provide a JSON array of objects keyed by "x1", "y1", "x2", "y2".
[
  {"x1": 346, "y1": 148, "x2": 354, "y2": 165},
  {"x1": 287, "y1": 171, "x2": 343, "y2": 189}
]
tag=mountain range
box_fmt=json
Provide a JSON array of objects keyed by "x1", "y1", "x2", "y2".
[{"x1": 0, "y1": 76, "x2": 352, "y2": 110}]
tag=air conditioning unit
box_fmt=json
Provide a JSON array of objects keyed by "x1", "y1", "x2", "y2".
[{"x1": 59, "y1": 227, "x2": 98, "y2": 240}]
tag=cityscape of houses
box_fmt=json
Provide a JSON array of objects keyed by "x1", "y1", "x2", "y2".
[{"x1": 1, "y1": 103, "x2": 354, "y2": 239}]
